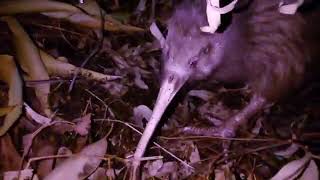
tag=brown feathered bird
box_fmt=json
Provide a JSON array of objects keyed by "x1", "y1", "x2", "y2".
[{"x1": 132, "y1": 0, "x2": 320, "y2": 176}]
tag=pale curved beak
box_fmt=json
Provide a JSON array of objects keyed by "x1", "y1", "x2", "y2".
[{"x1": 133, "y1": 73, "x2": 189, "y2": 164}]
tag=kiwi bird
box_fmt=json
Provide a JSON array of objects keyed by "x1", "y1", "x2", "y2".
[{"x1": 132, "y1": 0, "x2": 319, "y2": 176}]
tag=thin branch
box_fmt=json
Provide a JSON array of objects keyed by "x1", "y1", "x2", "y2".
[{"x1": 68, "y1": 7, "x2": 105, "y2": 92}]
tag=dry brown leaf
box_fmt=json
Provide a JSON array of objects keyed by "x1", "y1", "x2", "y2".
[
  {"x1": 0, "y1": 0, "x2": 78, "y2": 15},
  {"x1": 143, "y1": 161, "x2": 178, "y2": 179},
  {"x1": 214, "y1": 164, "x2": 236, "y2": 180},
  {"x1": 300, "y1": 159, "x2": 319, "y2": 180},
  {"x1": 145, "y1": 159, "x2": 164, "y2": 177},
  {"x1": 4, "y1": 169, "x2": 39, "y2": 180},
  {"x1": 0, "y1": 0, "x2": 143, "y2": 32},
  {"x1": 136, "y1": 0, "x2": 148, "y2": 13},
  {"x1": 76, "y1": 0, "x2": 143, "y2": 32},
  {"x1": 1, "y1": 17, "x2": 52, "y2": 117},
  {"x1": 42, "y1": 10, "x2": 144, "y2": 33},
  {"x1": 73, "y1": 113, "x2": 91, "y2": 136},
  {"x1": 189, "y1": 144, "x2": 200, "y2": 164},
  {"x1": 88, "y1": 167, "x2": 107, "y2": 180},
  {"x1": 44, "y1": 137, "x2": 108, "y2": 180},
  {"x1": 0, "y1": 106, "x2": 14, "y2": 117},
  {"x1": 274, "y1": 143, "x2": 300, "y2": 158},
  {"x1": 0, "y1": 134, "x2": 23, "y2": 171},
  {"x1": 271, "y1": 153, "x2": 312, "y2": 180},
  {"x1": 201, "y1": 0, "x2": 238, "y2": 34},
  {"x1": 55, "y1": 147, "x2": 73, "y2": 167},
  {"x1": 188, "y1": 89, "x2": 215, "y2": 101},
  {"x1": 0, "y1": 55, "x2": 23, "y2": 136},
  {"x1": 24, "y1": 103, "x2": 52, "y2": 125},
  {"x1": 40, "y1": 50, "x2": 121, "y2": 82},
  {"x1": 150, "y1": 22, "x2": 166, "y2": 49},
  {"x1": 279, "y1": 0, "x2": 304, "y2": 15},
  {"x1": 32, "y1": 139, "x2": 58, "y2": 178},
  {"x1": 133, "y1": 67, "x2": 149, "y2": 90}
]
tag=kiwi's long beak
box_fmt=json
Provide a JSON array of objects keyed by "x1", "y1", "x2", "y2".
[{"x1": 133, "y1": 73, "x2": 189, "y2": 167}]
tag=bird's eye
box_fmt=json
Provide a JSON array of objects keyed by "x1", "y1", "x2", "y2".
[
  {"x1": 189, "y1": 56, "x2": 198, "y2": 68},
  {"x1": 201, "y1": 45, "x2": 211, "y2": 55}
]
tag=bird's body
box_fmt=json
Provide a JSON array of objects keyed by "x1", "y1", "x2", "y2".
[
  {"x1": 132, "y1": 0, "x2": 319, "y2": 177},
  {"x1": 165, "y1": 0, "x2": 308, "y2": 101}
]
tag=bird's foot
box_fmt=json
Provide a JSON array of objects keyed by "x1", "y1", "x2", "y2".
[
  {"x1": 181, "y1": 94, "x2": 267, "y2": 138},
  {"x1": 181, "y1": 123, "x2": 236, "y2": 138}
]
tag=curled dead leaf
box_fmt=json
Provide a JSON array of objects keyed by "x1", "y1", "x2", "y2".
[
  {"x1": 300, "y1": 159, "x2": 319, "y2": 180},
  {"x1": 44, "y1": 137, "x2": 108, "y2": 180},
  {"x1": 1, "y1": 16, "x2": 51, "y2": 117},
  {"x1": 271, "y1": 153, "x2": 312, "y2": 180},
  {"x1": 24, "y1": 103, "x2": 52, "y2": 125},
  {"x1": 0, "y1": 0, "x2": 79, "y2": 15},
  {"x1": 201, "y1": 0, "x2": 238, "y2": 34},
  {"x1": 0, "y1": 0, "x2": 143, "y2": 32},
  {"x1": 40, "y1": 50, "x2": 121, "y2": 82},
  {"x1": 0, "y1": 134, "x2": 24, "y2": 171},
  {"x1": 279, "y1": 0, "x2": 304, "y2": 15},
  {"x1": 0, "y1": 55, "x2": 23, "y2": 136},
  {"x1": 274, "y1": 143, "x2": 300, "y2": 158}
]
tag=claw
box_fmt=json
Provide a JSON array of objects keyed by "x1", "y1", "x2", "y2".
[
  {"x1": 218, "y1": 127, "x2": 236, "y2": 137},
  {"x1": 181, "y1": 124, "x2": 236, "y2": 137},
  {"x1": 181, "y1": 126, "x2": 215, "y2": 136}
]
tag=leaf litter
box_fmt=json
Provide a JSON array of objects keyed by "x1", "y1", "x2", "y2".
[{"x1": 0, "y1": 0, "x2": 319, "y2": 179}]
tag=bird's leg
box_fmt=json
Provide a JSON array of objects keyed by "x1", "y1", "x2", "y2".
[
  {"x1": 219, "y1": 94, "x2": 267, "y2": 137},
  {"x1": 182, "y1": 94, "x2": 268, "y2": 137}
]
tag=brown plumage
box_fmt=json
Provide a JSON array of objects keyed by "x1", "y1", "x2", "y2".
[
  {"x1": 165, "y1": 0, "x2": 308, "y2": 101},
  {"x1": 132, "y1": 0, "x2": 319, "y2": 176}
]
